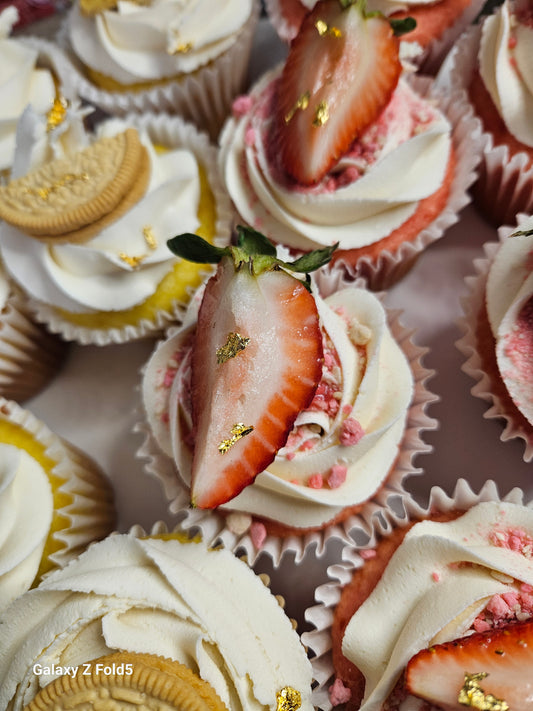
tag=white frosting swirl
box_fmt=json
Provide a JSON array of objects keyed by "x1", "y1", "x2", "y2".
[
  {"x1": 0, "y1": 10, "x2": 56, "y2": 173},
  {"x1": 143, "y1": 284, "x2": 413, "y2": 529},
  {"x1": 0, "y1": 443, "x2": 53, "y2": 612},
  {"x1": 69, "y1": 0, "x2": 253, "y2": 84},
  {"x1": 220, "y1": 71, "x2": 451, "y2": 252},
  {"x1": 479, "y1": 0, "x2": 533, "y2": 148},
  {"x1": 486, "y1": 216, "x2": 533, "y2": 425},
  {"x1": 0, "y1": 534, "x2": 313, "y2": 711},
  {"x1": 0, "y1": 110, "x2": 200, "y2": 313},
  {"x1": 342, "y1": 501, "x2": 533, "y2": 711}
]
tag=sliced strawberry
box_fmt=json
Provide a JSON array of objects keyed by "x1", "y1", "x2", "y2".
[
  {"x1": 406, "y1": 620, "x2": 533, "y2": 711},
  {"x1": 167, "y1": 227, "x2": 336, "y2": 510},
  {"x1": 274, "y1": 0, "x2": 402, "y2": 185}
]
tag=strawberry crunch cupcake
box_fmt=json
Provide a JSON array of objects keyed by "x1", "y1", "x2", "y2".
[
  {"x1": 220, "y1": 0, "x2": 480, "y2": 289},
  {"x1": 139, "y1": 227, "x2": 436, "y2": 563},
  {"x1": 0, "y1": 103, "x2": 232, "y2": 345},
  {"x1": 0, "y1": 532, "x2": 314, "y2": 711},
  {"x1": 442, "y1": 0, "x2": 533, "y2": 226},
  {"x1": 265, "y1": 0, "x2": 485, "y2": 72},
  {"x1": 303, "y1": 480, "x2": 533, "y2": 711},
  {"x1": 457, "y1": 215, "x2": 533, "y2": 461},
  {"x1": 56, "y1": 0, "x2": 260, "y2": 140}
]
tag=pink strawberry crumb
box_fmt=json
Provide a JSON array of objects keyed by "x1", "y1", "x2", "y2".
[
  {"x1": 308, "y1": 473, "x2": 324, "y2": 489},
  {"x1": 286, "y1": 452, "x2": 296, "y2": 460},
  {"x1": 232, "y1": 94, "x2": 254, "y2": 117},
  {"x1": 521, "y1": 583, "x2": 533, "y2": 593},
  {"x1": 360, "y1": 549, "x2": 377, "y2": 560},
  {"x1": 250, "y1": 521, "x2": 267, "y2": 549},
  {"x1": 342, "y1": 404, "x2": 353, "y2": 415},
  {"x1": 328, "y1": 464, "x2": 347, "y2": 489},
  {"x1": 486, "y1": 594, "x2": 511, "y2": 620},
  {"x1": 431, "y1": 571, "x2": 441, "y2": 582},
  {"x1": 473, "y1": 617, "x2": 491, "y2": 633},
  {"x1": 340, "y1": 418, "x2": 365, "y2": 446},
  {"x1": 329, "y1": 678, "x2": 352, "y2": 706}
]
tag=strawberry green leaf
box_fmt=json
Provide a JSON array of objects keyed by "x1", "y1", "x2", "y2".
[
  {"x1": 167, "y1": 234, "x2": 230, "y2": 263},
  {"x1": 389, "y1": 16, "x2": 416, "y2": 36},
  {"x1": 236, "y1": 225, "x2": 278, "y2": 257},
  {"x1": 284, "y1": 243, "x2": 339, "y2": 273}
]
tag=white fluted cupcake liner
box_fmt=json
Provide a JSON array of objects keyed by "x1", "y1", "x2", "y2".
[
  {"x1": 135, "y1": 267, "x2": 437, "y2": 567},
  {"x1": 302, "y1": 478, "x2": 530, "y2": 711},
  {"x1": 0, "y1": 397, "x2": 115, "y2": 577},
  {"x1": 456, "y1": 218, "x2": 533, "y2": 461},
  {"x1": 54, "y1": 1, "x2": 260, "y2": 142},
  {"x1": 0, "y1": 288, "x2": 67, "y2": 402},
  {"x1": 334, "y1": 74, "x2": 482, "y2": 290},
  {"x1": 26, "y1": 112, "x2": 234, "y2": 346},
  {"x1": 437, "y1": 25, "x2": 533, "y2": 226}
]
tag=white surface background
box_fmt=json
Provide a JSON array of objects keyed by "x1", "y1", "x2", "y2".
[{"x1": 23, "y1": 14, "x2": 533, "y2": 628}]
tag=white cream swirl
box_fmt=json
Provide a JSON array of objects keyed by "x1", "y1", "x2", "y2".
[
  {"x1": 143, "y1": 285, "x2": 413, "y2": 529},
  {"x1": 0, "y1": 110, "x2": 200, "y2": 313},
  {"x1": 479, "y1": 0, "x2": 533, "y2": 148},
  {"x1": 0, "y1": 8, "x2": 56, "y2": 173},
  {"x1": 220, "y1": 71, "x2": 451, "y2": 252},
  {"x1": 0, "y1": 534, "x2": 313, "y2": 711},
  {"x1": 0, "y1": 443, "x2": 53, "y2": 612},
  {"x1": 485, "y1": 216, "x2": 533, "y2": 425},
  {"x1": 342, "y1": 501, "x2": 533, "y2": 711},
  {"x1": 69, "y1": 0, "x2": 253, "y2": 84}
]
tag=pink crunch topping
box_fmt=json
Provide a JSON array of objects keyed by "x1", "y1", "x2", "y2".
[
  {"x1": 328, "y1": 464, "x2": 348, "y2": 489},
  {"x1": 340, "y1": 418, "x2": 365, "y2": 446},
  {"x1": 250, "y1": 521, "x2": 267, "y2": 549},
  {"x1": 329, "y1": 678, "x2": 352, "y2": 706},
  {"x1": 489, "y1": 525, "x2": 533, "y2": 557},
  {"x1": 232, "y1": 94, "x2": 254, "y2": 117}
]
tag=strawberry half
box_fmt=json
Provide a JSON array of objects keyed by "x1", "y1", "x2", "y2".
[
  {"x1": 274, "y1": 0, "x2": 410, "y2": 185},
  {"x1": 167, "y1": 227, "x2": 337, "y2": 509},
  {"x1": 406, "y1": 620, "x2": 533, "y2": 711}
]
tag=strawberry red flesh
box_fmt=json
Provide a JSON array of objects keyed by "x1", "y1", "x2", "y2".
[
  {"x1": 190, "y1": 257, "x2": 323, "y2": 509},
  {"x1": 406, "y1": 620, "x2": 533, "y2": 711},
  {"x1": 275, "y1": 0, "x2": 401, "y2": 186}
]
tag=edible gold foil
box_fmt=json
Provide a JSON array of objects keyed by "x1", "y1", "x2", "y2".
[
  {"x1": 216, "y1": 332, "x2": 250, "y2": 364},
  {"x1": 46, "y1": 96, "x2": 69, "y2": 132},
  {"x1": 315, "y1": 19, "x2": 342, "y2": 37},
  {"x1": 313, "y1": 101, "x2": 329, "y2": 127},
  {"x1": 276, "y1": 687, "x2": 302, "y2": 711},
  {"x1": 22, "y1": 172, "x2": 89, "y2": 201},
  {"x1": 119, "y1": 252, "x2": 146, "y2": 268},
  {"x1": 284, "y1": 92, "x2": 310, "y2": 124},
  {"x1": 458, "y1": 672, "x2": 509, "y2": 711},
  {"x1": 143, "y1": 225, "x2": 158, "y2": 250},
  {"x1": 218, "y1": 423, "x2": 254, "y2": 454}
]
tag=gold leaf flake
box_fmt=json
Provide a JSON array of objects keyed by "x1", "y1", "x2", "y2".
[
  {"x1": 119, "y1": 252, "x2": 146, "y2": 268},
  {"x1": 276, "y1": 687, "x2": 302, "y2": 711},
  {"x1": 315, "y1": 19, "x2": 342, "y2": 37},
  {"x1": 284, "y1": 92, "x2": 310, "y2": 124},
  {"x1": 458, "y1": 672, "x2": 509, "y2": 711},
  {"x1": 23, "y1": 172, "x2": 89, "y2": 201},
  {"x1": 143, "y1": 225, "x2": 157, "y2": 250},
  {"x1": 218, "y1": 423, "x2": 254, "y2": 454},
  {"x1": 216, "y1": 332, "x2": 250, "y2": 364},
  {"x1": 313, "y1": 101, "x2": 329, "y2": 127},
  {"x1": 46, "y1": 96, "x2": 69, "y2": 133}
]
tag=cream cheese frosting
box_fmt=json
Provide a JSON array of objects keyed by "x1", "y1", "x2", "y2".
[
  {"x1": 478, "y1": 0, "x2": 533, "y2": 148},
  {"x1": 0, "y1": 108, "x2": 201, "y2": 314},
  {"x1": 220, "y1": 70, "x2": 451, "y2": 253},
  {"x1": 485, "y1": 218, "x2": 533, "y2": 425},
  {"x1": 0, "y1": 443, "x2": 53, "y2": 612},
  {"x1": 0, "y1": 8, "x2": 56, "y2": 173},
  {"x1": 342, "y1": 501, "x2": 533, "y2": 711},
  {"x1": 68, "y1": 0, "x2": 254, "y2": 84},
  {"x1": 0, "y1": 534, "x2": 314, "y2": 711},
  {"x1": 143, "y1": 283, "x2": 413, "y2": 529}
]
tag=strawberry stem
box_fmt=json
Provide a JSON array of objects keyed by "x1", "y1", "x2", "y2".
[{"x1": 167, "y1": 226, "x2": 338, "y2": 278}]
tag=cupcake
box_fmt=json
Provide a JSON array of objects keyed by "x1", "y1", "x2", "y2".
[
  {"x1": 54, "y1": 0, "x2": 260, "y2": 141},
  {"x1": 219, "y1": 1, "x2": 480, "y2": 289},
  {"x1": 265, "y1": 0, "x2": 484, "y2": 72},
  {"x1": 139, "y1": 228, "x2": 436, "y2": 563},
  {"x1": 0, "y1": 396, "x2": 115, "y2": 612},
  {"x1": 0, "y1": 5, "x2": 63, "y2": 181},
  {"x1": 457, "y1": 214, "x2": 533, "y2": 461},
  {"x1": 0, "y1": 104, "x2": 232, "y2": 345},
  {"x1": 303, "y1": 479, "x2": 533, "y2": 711},
  {"x1": 0, "y1": 532, "x2": 314, "y2": 711},
  {"x1": 441, "y1": 0, "x2": 533, "y2": 226}
]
